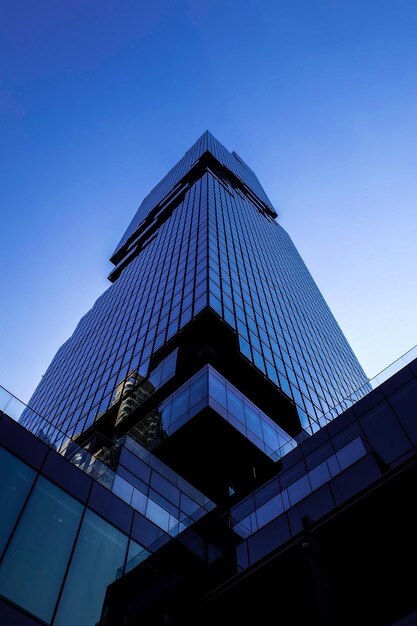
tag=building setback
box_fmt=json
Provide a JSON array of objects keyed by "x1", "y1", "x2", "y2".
[{"x1": 21, "y1": 132, "x2": 367, "y2": 445}]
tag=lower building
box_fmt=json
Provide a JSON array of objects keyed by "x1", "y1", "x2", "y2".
[{"x1": 0, "y1": 351, "x2": 417, "y2": 626}]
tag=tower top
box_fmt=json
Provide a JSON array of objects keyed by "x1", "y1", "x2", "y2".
[{"x1": 111, "y1": 131, "x2": 275, "y2": 264}]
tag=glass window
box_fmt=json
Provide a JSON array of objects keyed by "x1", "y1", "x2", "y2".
[
  {"x1": 209, "y1": 373, "x2": 227, "y2": 408},
  {"x1": 189, "y1": 374, "x2": 208, "y2": 409},
  {"x1": 308, "y1": 462, "x2": 331, "y2": 490},
  {"x1": 0, "y1": 447, "x2": 36, "y2": 556},
  {"x1": 148, "y1": 366, "x2": 162, "y2": 389},
  {"x1": 224, "y1": 307, "x2": 235, "y2": 328},
  {"x1": 160, "y1": 402, "x2": 172, "y2": 430},
  {"x1": 160, "y1": 350, "x2": 177, "y2": 383},
  {"x1": 252, "y1": 349, "x2": 266, "y2": 373},
  {"x1": 171, "y1": 388, "x2": 189, "y2": 421},
  {"x1": 194, "y1": 293, "x2": 207, "y2": 314},
  {"x1": 54, "y1": 509, "x2": 128, "y2": 626},
  {"x1": 389, "y1": 380, "x2": 417, "y2": 445},
  {"x1": 226, "y1": 389, "x2": 244, "y2": 422},
  {"x1": 112, "y1": 475, "x2": 134, "y2": 504},
  {"x1": 361, "y1": 404, "x2": 411, "y2": 463},
  {"x1": 336, "y1": 437, "x2": 367, "y2": 470},
  {"x1": 149, "y1": 488, "x2": 179, "y2": 518},
  {"x1": 239, "y1": 336, "x2": 251, "y2": 360},
  {"x1": 255, "y1": 494, "x2": 284, "y2": 528},
  {"x1": 278, "y1": 372, "x2": 291, "y2": 397},
  {"x1": 261, "y1": 420, "x2": 279, "y2": 450},
  {"x1": 180, "y1": 493, "x2": 201, "y2": 517},
  {"x1": 244, "y1": 405, "x2": 262, "y2": 437},
  {"x1": 151, "y1": 472, "x2": 180, "y2": 507},
  {"x1": 124, "y1": 538, "x2": 150, "y2": 574},
  {"x1": 146, "y1": 498, "x2": 170, "y2": 532},
  {"x1": 287, "y1": 474, "x2": 311, "y2": 506},
  {"x1": 131, "y1": 487, "x2": 148, "y2": 514},
  {"x1": 209, "y1": 293, "x2": 222, "y2": 315},
  {"x1": 0, "y1": 476, "x2": 83, "y2": 623}
]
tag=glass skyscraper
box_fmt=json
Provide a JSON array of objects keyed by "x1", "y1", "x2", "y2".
[
  {"x1": 5, "y1": 131, "x2": 417, "y2": 626},
  {"x1": 20, "y1": 131, "x2": 368, "y2": 459}
]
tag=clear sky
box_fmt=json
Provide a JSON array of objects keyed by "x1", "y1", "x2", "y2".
[{"x1": 1, "y1": 0, "x2": 416, "y2": 403}]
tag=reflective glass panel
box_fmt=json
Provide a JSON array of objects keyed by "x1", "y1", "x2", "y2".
[
  {"x1": 54, "y1": 509, "x2": 128, "y2": 626},
  {"x1": 0, "y1": 476, "x2": 83, "y2": 623},
  {"x1": 0, "y1": 447, "x2": 36, "y2": 556},
  {"x1": 124, "y1": 538, "x2": 150, "y2": 574}
]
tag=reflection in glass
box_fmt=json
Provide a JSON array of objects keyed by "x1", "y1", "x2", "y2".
[
  {"x1": 209, "y1": 374, "x2": 227, "y2": 407},
  {"x1": 113, "y1": 372, "x2": 156, "y2": 426},
  {"x1": 226, "y1": 390, "x2": 244, "y2": 422},
  {"x1": 0, "y1": 476, "x2": 83, "y2": 623},
  {"x1": 189, "y1": 375, "x2": 207, "y2": 408},
  {"x1": 261, "y1": 420, "x2": 279, "y2": 450},
  {"x1": 54, "y1": 510, "x2": 128, "y2": 626},
  {"x1": 124, "y1": 538, "x2": 150, "y2": 574},
  {"x1": 171, "y1": 388, "x2": 189, "y2": 421},
  {"x1": 244, "y1": 405, "x2": 262, "y2": 437},
  {"x1": 146, "y1": 499, "x2": 170, "y2": 532},
  {"x1": 0, "y1": 447, "x2": 36, "y2": 556}
]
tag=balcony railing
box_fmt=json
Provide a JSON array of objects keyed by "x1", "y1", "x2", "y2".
[
  {"x1": 0, "y1": 388, "x2": 214, "y2": 542},
  {"x1": 316, "y1": 344, "x2": 417, "y2": 430}
]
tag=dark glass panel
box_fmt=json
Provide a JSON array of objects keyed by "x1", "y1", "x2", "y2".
[
  {"x1": 0, "y1": 476, "x2": 83, "y2": 623},
  {"x1": 54, "y1": 510, "x2": 128, "y2": 626},
  {"x1": 0, "y1": 447, "x2": 36, "y2": 556}
]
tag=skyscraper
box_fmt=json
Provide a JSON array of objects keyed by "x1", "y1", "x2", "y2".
[
  {"x1": 20, "y1": 131, "x2": 368, "y2": 496},
  {"x1": 3, "y1": 131, "x2": 417, "y2": 626}
]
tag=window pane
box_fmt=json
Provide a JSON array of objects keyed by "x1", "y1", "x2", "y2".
[
  {"x1": 244, "y1": 405, "x2": 262, "y2": 437},
  {"x1": 54, "y1": 509, "x2": 128, "y2": 626},
  {"x1": 0, "y1": 447, "x2": 36, "y2": 556},
  {"x1": 361, "y1": 404, "x2": 411, "y2": 463},
  {"x1": 261, "y1": 420, "x2": 279, "y2": 450},
  {"x1": 124, "y1": 539, "x2": 150, "y2": 574},
  {"x1": 0, "y1": 476, "x2": 83, "y2": 623},
  {"x1": 226, "y1": 389, "x2": 244, "y2": 422},
  {"x1": 209, "y1": 374, "x2": 227, "y2": 407},
  {"x1": 171, "y1": 388, "x2": 189, "y2": 421},
  {"x1": 146, "y1": 498, "x2": 170, "y2": 532},
  {"x1": 189, "y1": 374, "x2": 208, "y2": 408}
]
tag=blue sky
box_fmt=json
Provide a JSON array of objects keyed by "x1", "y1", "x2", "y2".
[{"x1": 1, "y1": 0, "x2": 416, "y2": 402}]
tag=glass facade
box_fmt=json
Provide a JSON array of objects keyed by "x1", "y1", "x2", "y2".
[
  {"x1": 112, "y1": 130, "x2": 275, "y2": 257},
  {"x1": 13, "y1": 405, "x2": 214, "y2": 538},
  {"x1": 21, "y1": 174, "x2": 209, "y2": 441},
  {"x1": 232, "y1": 360, "x2": 417, "y2": 574},
  {"x1": 20, "y1": 131, "x2": 368, "y2": 446},
  {"x1": 53, "y1": 510, "x2": 128, "y2": 626},
  {"x1": 205, "y1": 172, "x2": 368, "y2": 431},
  {"x1": 0, "y1": 441, "x2": 150, "y2": 626},
  {"x1": 231, "y1": 436, "x2": 367, "y2": 538},
  {"x1": 0, "y1": 446, "x2": 36, "y2": 554},
  {"x1": 94, "y1": 357, "x2": 417, "y2": 626},
  {"x1": 127, "y1": 365, "x2": 297, "y2": 461},
  {"x1": 0, "y1": 476, "x2": 83, "y2": 622},
  {"x1": 4, "y1": 130, "x2": 417, "y2": 626}
]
